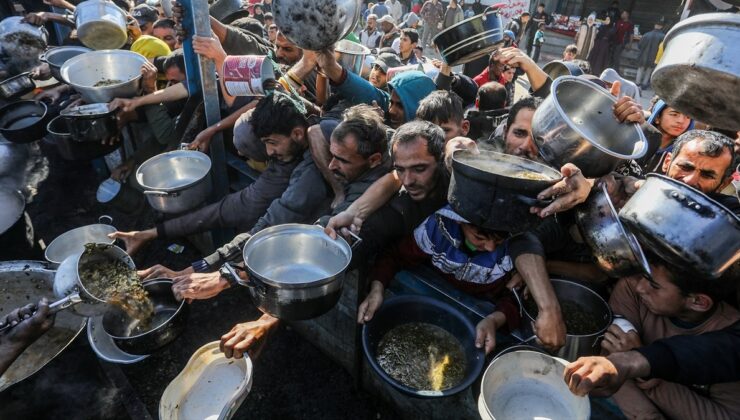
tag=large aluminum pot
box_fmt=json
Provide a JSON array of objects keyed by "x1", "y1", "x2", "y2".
[
  {"x1": 273, "y1": 0, "x2": 361, "y2": 51},
  {"x1": 514, "y1": 279, "x2": 612, "y2": 362},
  {"x1": 0, "y1": 260, "x2": 86, "y2": 392},
  {"x1": 74, "y1": 0, "x2": 129, "y2": 50},
  {"x1": 652, "y1": 13, "x2": 740, "y2": 131},
  {"x1": 336, "y1": 39, "x2": 370, "y2": 75},
  {"x1": 619, "y1": 174, "x2": 740, "y2": 279},
  {"x1": 60, "y1": 103, "x2": 119, "y2": 142},
  {"x1": 0, "y1": 16, "x2": 48, "y2": 73},
  {"x1": 232, "y1": 224, "x2": 353, "y2": 320},
  {"x1": 60, "y1": 50, "x2": 147, "y2": 104},
  {"x1": 448, "y1": 149, "x2": 561, "y2": 233},
  {"x1": 575, "y1": 183, "x2": 650, "y2": 278},
  {"x1": 103, "y1": 279, "x2": 189, "y2": 355},
  {"x1": 532, "y1": 76, "x2": 648, "y2": 178},
  {"x1": 478, "y1": 350, "x2": 590, "y2": 420},
  {"x1": 44, "y1": 215, "x2": 116, "y2": 265},
  {"x1": 136, "y1": 149, "x2": 212, "y2": 214},
  {"x1": 40, "y1": 46, "x2": 91, "y2": 83},
  {"x1": 433, "y1": 8, "x2": 504, "y2": 66}
]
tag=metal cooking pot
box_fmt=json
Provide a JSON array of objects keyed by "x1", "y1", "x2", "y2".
[
  {"x1": 209, "y1": 0, "x2": 250, "y2": 23},
  {"x1": 618, "y1": 174, "x2": 740, "y2": 279},
  {"x1": 60, "y1": 50, "x2": 147, "y2": 104},
  {"x1": 514, "y1": 279, "x2": 612, "y2": 362},
  {"x1": 361, "y1": 295, "x2": 485, "y2": 398},
  {"x1": 60, "y1": 103, "x2": 119, "y2": 142},
  {"x1": 40, "y1": 46, "x2": 91, "y2": 83},
  {"x1": 575, "y1": 183, "x2": 650, "y2": 278},
  {"x1": 97, "y1": 177, "x2": 145, "y2": 214},
  {"x1": 0, "y1": 185, "x2": 24, "y2": 237},
  {"x1": 74, "y1": 0, "x2": 129, "y2": 50},
  {"x1": 102, "y1": 279, "x2": 189, "y2": 355},
  {"x1": 273, "y1": 0, "x2": 361, "y2": 51},
  {"x1": 136, "y1": 149, "x2": 213, "y2": 214},
  {"x1": 0, "y1": 100, "x2": 49, "y2": 143},
  {"x1": 336, "y1": 39, "x2": 370, "y2": 75},
  {"x1": 0, "y1": 260, "x2": 86, "y2": 392},
  {"x1": 53, "y1": 243, "x2": 134, "y2": 317},
  {"x1": 531, "y1": 76, "x2": 648, "y2": 178},
  {"x1": 46, "y1": 115, "x2": 118, "y2": 160},
  {"x1": 652, "y1": 13, "x2": 740, "y2": 131},
  {"x1": 448, "y1": 149, "x2": 561, "y2": 233},
  {"x1": 433, "y1": 7, "x2": 504, "y2": 67},
  {"x1": 542, "y1": 60, "x2": 584, "y2": 80},
  {"x1": 478, "y1": 350, "x2": 590, "y2": 420},
  {"x1": 0, "y1": 72, "x2": 35, "y2": 99},
  {"x1": 44, "y1": 215, "x2": 116, "y2": 265},
  {"x1": 0, "y1": 16, "x2": 48, "y2": 73},
  {"x1": 225, "y1": 224, "x2": 354, "y2": 321}
]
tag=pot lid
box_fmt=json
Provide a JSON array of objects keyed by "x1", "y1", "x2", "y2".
[
  {"x1": 60, "y1": 103, "x2": 114, "y2": 118},
  {"x1": 0, "y1": 186, "x2": 24, "y2": 235}
]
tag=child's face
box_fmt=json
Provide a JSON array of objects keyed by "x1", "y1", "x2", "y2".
[
  {"x1": 460, "y1": 224, "x2": 502, "y2": 252},
  {"x1": 563, "y1": 51, "x2": 576, "y2": 61},
  {"x1": 503, "y1": 68, "x2": 515, "y2": 81}
]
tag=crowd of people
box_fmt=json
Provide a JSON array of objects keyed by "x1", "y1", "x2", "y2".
[{"x1": 0, "y1": 0, "x2": 739, "y2": 418}]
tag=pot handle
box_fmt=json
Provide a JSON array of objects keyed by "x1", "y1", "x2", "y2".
[
  {"x1": 144, "y1": 190, "x2": 178, "y2": 197},
  {"x1": 0, "y1": 294, "x2": 82, "y2": 333},
  {"x1": 221, "y1": 263, "x2": 252, "y2": 288},
  {"x1": 98, "y1": 215, "x2": 113, "y2": 225},
  {"x1": 345, "y1": 230, "x2": 363, "y2": 250},
  {"x1": 668, "y1": 190, "x2": 714, "y2": 217},
  {"x1": 515, "y1": 194, "x2": 552, "y2": 208}
]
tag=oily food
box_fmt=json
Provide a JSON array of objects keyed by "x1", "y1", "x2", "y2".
[
  {"x1": 524, "y1": 298, "x2": 603, "y2": 335},
  {"x1": 93, "y1": 78, "x2": 123, "y2": 87},
  {"x1": 461, "y1": 156, "x2": 556, "y2": 181},
  {"x1": 78, "y1": 247, "x2": 153, "y2": 325},
  {"x1": 376, "y1": 322, "x2": 466, "y2": 392}
]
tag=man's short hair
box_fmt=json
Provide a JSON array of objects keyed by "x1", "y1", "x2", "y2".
[
  {"x1": 250, "y1": 93, "x2": 308, "y2": 138},
  {"x1": 564, "y1": 44, "x2": 578, "y2": 54},
  {"x1": 367, "y1": 13, "x2": 378, "y2": 20},
  {"x1": 416, "y1": 90, "x2": 464, "y2": 124},
  {"x1": 331, "y1": 104, "x2": 388, "y2": 158},
  {"x1": 390, "y1": 120, "x2": 445, "y2": 163},
  {"x1": 644, "y1": 250, "x2": 735, "y2": 302},
  {"x1": 505, "y1": 96, "x2": 541, "y2": 131},
  {"x1": 153, "y1": 18, "x2": 175, "y2": 30},
  {"x1": 401, "y1": 28, "x2": 419, "y2": 44},
  {"x1": 477, "y1": 81, "x2": 508, "y2": 111},
  {"x1": 160, "y1": 48, "x2": 185, "y2": 73},
  {"x1": 230, "y1": 17, "x2": 265, "y2": 37},
  {"x1": 671, "y1": 130, "x2": 736, "y2": 180}
]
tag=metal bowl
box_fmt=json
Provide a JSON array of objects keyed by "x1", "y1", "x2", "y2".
[
  {"x1": 102, "y1": 279, "x2": 189, "y2": 355},
  {"x1": 531, "y1": 76, "x2": 648, "y2": 178},
  {"x1": 60, "y1": 50, "x2": 147, "y2": 103},
  {"x1": 362, "y1": 295, "x2": 485, "y2": 398},
  {"x1": 0, "y1": 100, "x2": 49, "y2": 143},
  {"x1": 44, "y1": 217, "x2": 116, "y2": 265},
  {"x1": 40, "y1": 46, "x2": 91, "y2": 83},
  {"x1": 273, "y1": 0, "x2": 361, "y2": 50},
  {"x1": 87, "y1": 313, "x2": 149, "y2": 364},
  {"x1": 336, "y1": 39, "x2": 370, "y2": 75},
  {"x1": 575, "y1": 183, "x2": 650, "y2": 278},
  {"x1": 652, "y1": 13, "x2": 740, "y2": 131}
]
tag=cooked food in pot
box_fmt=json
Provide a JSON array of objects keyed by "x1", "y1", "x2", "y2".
[{"x1": 93, "y1": 78, "x2": 123, "y2": 87}]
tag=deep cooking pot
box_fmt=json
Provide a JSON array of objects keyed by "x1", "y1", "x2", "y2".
[
  {"x1": 102, "y1": 279, "x2": 189, "y2": 355},
  {"x1": 273, "y1": 0, "x2": 361, "y2": 51},
  {"x1": 652, "y1": 13, "x2": 740, "y2": 131},
  {"x1": 136, "y1": 149, "x2": 213, "y2": 214},
  {"x1": 0, "y1": 100, "x2": 49, "y2": 143},
  {"x1": 224, "y1": 224, "x2": 353, "y2": 321},
  {"x1": 433, "y1": 7, "x2": 504, "y2": 66},
  {"x1": 40, "y1": 46, "x2": 91, "y2": 83},
  {"x1": 209, "y1": 0, "x2": 250, "y2": 24},
  {"x1": 60, "y1": 103, "x2": 119, "y2": 142},
  {"x1": 618, "y1": 174, "x2": 740, "y2": 279},
  {"x1": 0, "y1": 72, "x2": 35, "y2": 99},
  {"x1": 362, "y1": 295, "x2": 485, "y2": 398},
  {"x1": 0, "y1": 16, "x2": 48, "y2": 73},
  {"x1": 60, "y1": 50, "x2": 147, "y2": 103},
  {"x1": 74, "y1": 0, "x2": 129, "y2": 50},
  {"x1": 336, "y1": 39, "x2": 370, "y2": 75},
  {"x1": 478, "y1": 350, "x2": 590, "y2": 420},
  {"x1": 575, "y1": 183, "x2": 650, "y2": 278},
  {"x1": 514, "y1": 279, "x2": 612, "y2": 362},
  {"x1": 47, "y1": 115, "x2": 119, "y2": 159},
  {"x1": 542, "y1": 60, "x2": 584, "y2": 80},
  {"x1": 44, "y1": 215, "x2": 116, "y2": 265},
  {"x1": 448, "y1": 149, "x2": 561, "y2": 233},
  {"x1": 531, "y1": 76, "x2": 648, "y2": 178}
]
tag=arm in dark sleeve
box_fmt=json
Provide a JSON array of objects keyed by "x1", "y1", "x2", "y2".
[
  {"x1": 531, "y1": 76, "x2": 553, "y2": 98},
  {"x1": 508, "y1": 231, "x2": 546, "y2": 260},
  {"x1": 349, "y1": 205, "x2": 405, "y2": 269},
  {"x1": 635, "y1": 321, "x2": 740, "y2": 385},
  {"x1": 435, "y1": 72, "x2": 454, "y2": 92},
  {"x1": 369, "y1": 235, "x2": 430, "y2": 287},
  {"x1": 196, "y1": 232, "x2": 252, "y2": 271}
]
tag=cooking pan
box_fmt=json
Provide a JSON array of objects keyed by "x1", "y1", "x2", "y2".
[
  {"x1": 102, "y1": 279, "x2": 189, "y2": 355},
  {"x1": 46, "y1": 115, "x2": 119, "y2": 160},
  {"x1": 0, "y1": 100, "x2": 50, "y2": 143},
  {"x1": 39, "y1": 46, "x2": 91, "y2": 83},
  {"x1": 619, "y1": 174, "x2": 740, "y2": 279},
  {"x1": 273, "y1": 0, "x2": 361, "y2": 51},
  {"x1": 448, "y1": 149, "x2": 561, "y2": 233},
  {"x1": 362, "y1": 295, "x2": 485, "y2": 398},
  {"x1": 0, "y1": 72, "x2": 35, "y2": 99},
  {"x1": 651, "y1": 13, "x2": 740, "y2": 131},
  {"x1": 0, "y1": 260, "x2": 87, "y2": 392},
  {"x1": 433, "y1": 7, "x2": 504, "y2": 66},
  {"x1": 60, "y1": 103, "x2": 119, "y2": 143}
]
